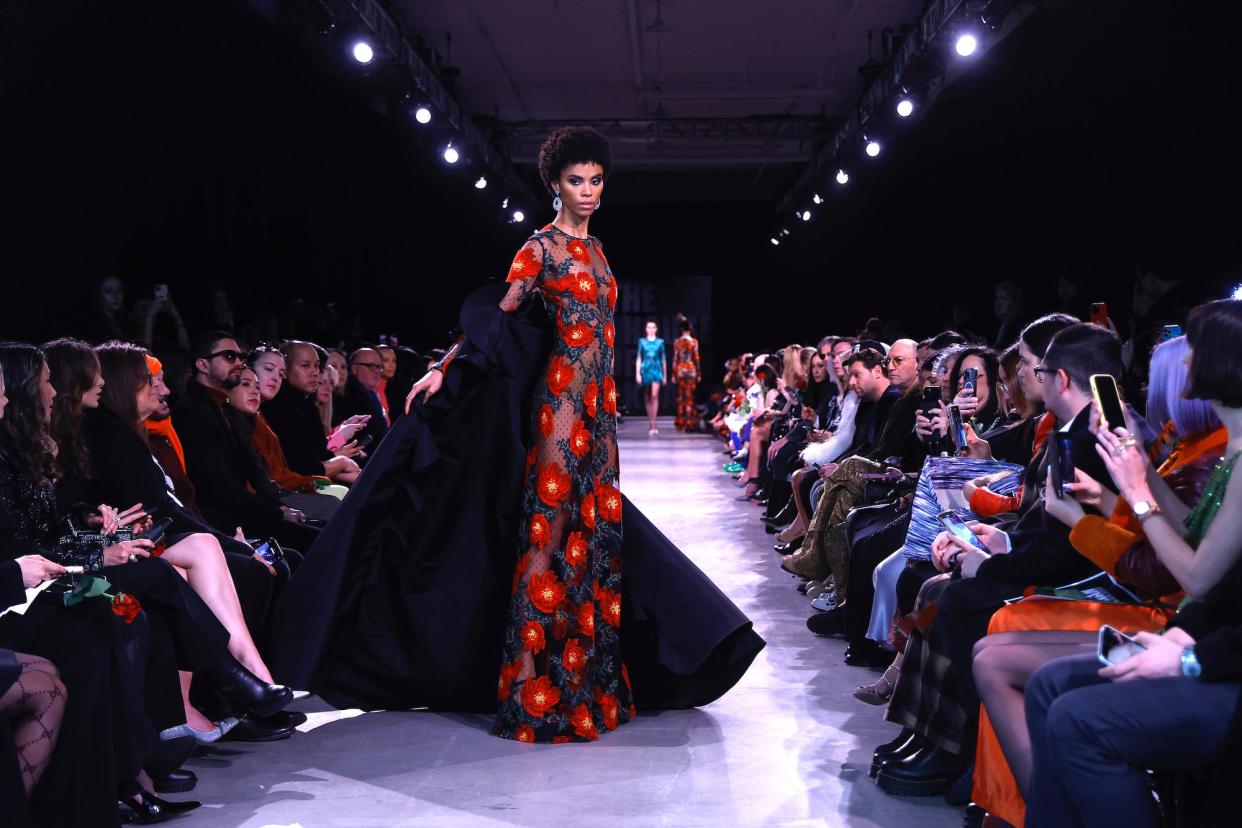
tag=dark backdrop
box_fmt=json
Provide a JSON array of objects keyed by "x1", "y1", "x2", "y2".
[{"x1": 2, "y1": 0, "x2": 1239, "y2": 367}]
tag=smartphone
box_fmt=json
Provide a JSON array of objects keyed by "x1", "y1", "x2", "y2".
[
  {"x1": 1090, "y1": 374, "x2": 1126, "y2": 433},
  {"x1": 141, "y1": 516, "x2": 174, "y2": 545},
  {"x1": 154, "y1": 284, "x2": 169, "y2": 300},
  {"x1": 253, "y1": 538, "x2": 285, "y2": 565},
  {"x1": 356, "y1": 433, "x2": 374, "y2": 449},
  {"x1": 947, "y1": 403, "x2": 968, "y2": 454},
  {"x1": 962, "y1": 368, "x2": 978, "y2": 397},
  {"x1": 920, "y1": 385, "x2": 941, "y2": 413},
  {"x1": 1090, "y1": 302, "x2": 1108, "y2": 327},
  {"x1": 1049, "y1": 433, "x2": 1075, "y2": 499},
  {"x1": 1097, "y1": 624, "x2": 1145, "y2": 667},
  {"x1": 1159, "y1": 324, "x2": 1184, "y2": 343},
  {"x1": 936, "y1": 509, "x2": 986, "y2": 551}
]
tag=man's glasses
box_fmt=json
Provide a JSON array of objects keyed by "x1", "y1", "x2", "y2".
[
  {"x1": 206, "y1": 350, "x2": 242, "y2": 364},
  {"x1": 1032, "y1": 365, "x2": 1057, "y2": 383},
  {"x1": 353, "y1": 362, "x2": 383, "y2": 371}
]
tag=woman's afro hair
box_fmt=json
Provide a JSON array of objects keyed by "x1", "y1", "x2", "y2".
[{"x1": 537, "y1": 126, "x2": 612, "y2": 193}]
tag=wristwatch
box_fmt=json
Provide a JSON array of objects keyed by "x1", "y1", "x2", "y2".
[
  {"x1": 1180, "y1": 646, "x2": 1202, "y2": 678},
  {"x1": 1132, "y1": 500, "x2": 1161, "y2": 522}
]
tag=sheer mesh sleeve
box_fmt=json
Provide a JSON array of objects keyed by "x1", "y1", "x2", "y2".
[{"x1": 499, "y1": 238, "x2": 549, "y2": 313}]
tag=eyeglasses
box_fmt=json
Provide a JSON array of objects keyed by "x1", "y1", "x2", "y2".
[
  {"x1": 353, "y1": 362, "x2": 383, "y2": 371},
  {"x1": 1032, "y1": 366, "x2": 1057, "y2": 383},
  {"x1": 206, "y1": 350, "x2": 242, "y2": 363}
]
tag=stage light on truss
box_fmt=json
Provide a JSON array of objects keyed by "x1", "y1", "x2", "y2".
[
  {"x1": 800, "y1": 210, "x2": 812, "y2": 222},
  {"x1": 896, "y1": 98, "x2": 914, "y2": 118},
  {"x1": 1232, "y1": 282, "x2": 1242, "y2": 301},
  {"x1": 442, "y1": 143, "x2": 460, "y2": 164},
  {"x1": 474, "y1": 176, "x2": 488, "y2": 189},
  {"x1": 812, "y1": 193, "x2": 824, "y2": 205},
  {"x1": 414, "y1": 106, "x2": 432, "y2": 124},
  {"x1": 779, "y1": 228, "x2": 791, "y2": 237},
  {"x1": 865, "y1": 140, "x2": 881, "y2": 157},
  {"x1": 352, "y1": 42, "x2": 375, "y2": 64},
  {"x1": 955, "y1": 33, "x2": 979, "y2": 57},
  {"x1": 501, "y1": 197, "x2": 509, "y2": 209},
  {"x1": 512, "y1": 210, "x2": 526, "y2": 223},
  {"x1": 770, "y1": 237, "x2": 780, "y2": 246},
  {"x1": 836, "y1": 169, "x2": 849, "y2": 185}
]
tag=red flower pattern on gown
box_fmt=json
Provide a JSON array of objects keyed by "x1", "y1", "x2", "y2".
[
  {"x1": 672, "y1": 335, "x2": 702, "y2": 432},
  {"x1": 492, "y1": 225, "x2": 634, "y2": 743}
]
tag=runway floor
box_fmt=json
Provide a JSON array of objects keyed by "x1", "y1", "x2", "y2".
[{"x1": 178, "y1": 417, "x2": 960, "y2": 826}]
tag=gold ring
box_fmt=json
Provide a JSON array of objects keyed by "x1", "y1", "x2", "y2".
[{"x1": 1121, "y1": 437, "x2": 1138, "y2": 447}]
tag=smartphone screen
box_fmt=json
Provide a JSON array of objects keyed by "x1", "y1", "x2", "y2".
[
  {"x1": 1090, "y1": 374, "x2": 1126, "y2": 432},
  {"x1": 254, "y1": 541, "x2": 277, "y2": 565},
  {"x1": 1097, "y1": 624, "x2": 1145, "y2": 666},
  {"x1": 962, "y1": 368, "x2": 978, "y2": 397},
  {"x1": 1051, "y1": 433, "x2": 1075, "y2": 500},
  {"x1": 948, "y1": 404, "x2": 968, "y2": 454},
  {"x1": 1090, "y1": 302, "x2": 1109, "y2": 326},
  {"x1": 920, "y1": 385, "x2": 941, "y2": 413},
  {"x1": 1159, "y1": 324, "x2": 1184, "y2": 343},
  {"x1": 937, "y1": 510, "x2": 986, "y2": 551}
]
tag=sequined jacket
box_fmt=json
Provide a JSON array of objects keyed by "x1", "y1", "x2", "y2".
[{"x1": 0, "y1": 442, "x2": 109, "y2": 572}]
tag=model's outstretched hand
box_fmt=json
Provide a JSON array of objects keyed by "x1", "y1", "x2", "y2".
[{"x1": 406, "y1": 369, "x2": 444, "y2": 413}]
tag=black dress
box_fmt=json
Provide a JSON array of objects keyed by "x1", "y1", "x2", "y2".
[{"x1": 271, "y1": 280, "x2": 764, "y2": 728}]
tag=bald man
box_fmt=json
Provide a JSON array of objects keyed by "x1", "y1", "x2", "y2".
[
  {"x1": 886, "y1": 339, "x2": 920, "y2": 394},
  {"x1": 334, "y1": 347, "x2": 389, "y2": 460}
]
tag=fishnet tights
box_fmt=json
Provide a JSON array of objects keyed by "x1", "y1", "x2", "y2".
[{"x1": 0, "y1": 653, "x2": 65, "y2": 795}]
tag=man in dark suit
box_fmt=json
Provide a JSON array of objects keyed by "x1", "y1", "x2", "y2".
[{"x1": 333, "y1": 348, "x2": 389, "y2": 460}]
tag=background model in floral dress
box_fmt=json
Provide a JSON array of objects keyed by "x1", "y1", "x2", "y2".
[{"x1": 672, "y1": 314, "x2": 702, "y2": 432}]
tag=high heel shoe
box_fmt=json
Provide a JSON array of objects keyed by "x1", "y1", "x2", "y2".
[
  {"x1": 118, "y1": 784, "x2": 201, "y2": 824},
  {"x1": 776, "y1": 522, "x2": 806, "y2": 543}
]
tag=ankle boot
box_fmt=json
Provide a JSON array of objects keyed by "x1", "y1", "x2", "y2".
[
  {"x1": 207, "y1": 656, "x2": 293, "y2": 718},
  {"x1": 875, "y1": 744, "x2": 967, "y2": 796}
]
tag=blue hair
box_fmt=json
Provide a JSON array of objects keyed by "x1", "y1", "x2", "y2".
[{"x1": 1147, "y1": 337, "x2": 1221, "y2": 438}]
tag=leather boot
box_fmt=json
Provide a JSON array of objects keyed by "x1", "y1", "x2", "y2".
[
  {"x1": 207, "y1": 657, "x2": 293, "y2": 718},
  {"x1": 870, "y1": 729, "x2": 925, "y2": 778},
  {"x1": 876, "y1": 744, "x2": 967, "y2": 797}
]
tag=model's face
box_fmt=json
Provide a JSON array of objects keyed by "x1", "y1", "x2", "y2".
[
  {"x1": 81, "y1": 369, "x2": 105, "y2": 409},
  {"x1": 378, "y1": 347, "x2": 396, "y2": 379},
  {"x1": 251, "y1": 352, "x2": 286, "y2": 401},
  {"x1": 645, "y1": 322, "x2": 658, "y2": 338},
  {"x1": 286, "y1": 346, "x2": 321, "y2": 395},
  {"x1": 555, "y1": 162, "x2": 604, "y2": 219},
  {"x1": 228, "y1": 369, "x2": 262, "y2": 415},
  {"x1": 810, "y1": 354, "x2": 828, "y2": 383}
]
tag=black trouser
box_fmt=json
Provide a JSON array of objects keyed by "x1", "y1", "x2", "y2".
[
  {"x1": 896, "y1": 559, "x2": 940, "y2": 617},
  {"x1": 1026, "y1": 653, "x2": 1240, "y2": 828},
  {"x1": 844, "y1": 505, "x2": 911, "y2": 649}
]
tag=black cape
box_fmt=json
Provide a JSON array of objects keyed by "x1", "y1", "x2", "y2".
[{"x1": 270, "y1": 283, "x2": 764, "y2": 712}]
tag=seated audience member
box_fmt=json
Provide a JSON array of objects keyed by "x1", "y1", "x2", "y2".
[
  {"x1": 969, "y1": 332, "x2": 1226, "y2": 826},
  {"x1": 262, "y1": 340, "x2": 360, "y2": 482},
  {"x1": 1022, "y1": 299, "x2": 1242, "y2": 828},
  {"x1": 144, "y1": 355, "x2": 205, "y2": 518},
  {"x1": 247, "y1": 346, "x2": 360, "y2": 492},
  {"x1": 334, "y1": 347, "x2": 389, "y2": 454},
  {"x1": 375, "y1": 344, "x2": 395, "y2": 424},
  {"x1": 226, "y1": 366, "x2": 341, "y2": 521},
  {"x1": 325, "y1": 348, "x2": 349, "y2": 400},
  {"x1": 874, "y1": 323, "x2": 1122, "y2": 798},
  {"x1": 386, "y1": 346, "x2": 427, "y2": 424},
  {"x1": 174, "y1": 332, "x2": 321, "y2": 550}
]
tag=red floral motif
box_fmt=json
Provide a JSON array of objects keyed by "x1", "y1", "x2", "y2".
[
  {"x1": 528, "y1": 515, "x2": 550, "y2": 549},
  {"x1": 536, "y1": 462, "x2": 571, "y2": 507},
  {"x1": 527, "y1": 570, "x2": 566, "y2": 614},
  {"x1": 498, "y1": 662, "x2": 520, "y2": 700},
  {"x1": 521, "y1": 620, "x2": 546, "y2": 653},
  {"x1": 564, "y1": 531, "x2": 588, "y2": 569},
  {"x1": 512, "y1": 551, "x2": 532, "y2": 592},
  {"x1": 567, "y1": 239, "x2": 591, "y2": 266},
  {"x1": 597, "y1": 482, "x2": 623, "y2": 524},
  {"x1": 579, "y1": 493, "x2": 596, "y2": 530},
  {"x1": 562, "y1": 637, "x2": 586, "y2": 673},
  {"x1": 570, "y1": 703, "x2": 598, "y2": 740},
  {"x1": 560, "y1": 321, "x2": 594, "y2": 349},
  {"x1": 595, "y1": 687, "x2": 620, "y2": 730},
  {"x1": 537, "y1": 404, "x2": 555, "y2": 438},
  {"x1": 603, "y1": 322, "x2": 615, "y2": 348},
  {"x1": 508, "y1": 245, "x2": 541, "y2": 282},
  {"x1": 111, "y1": 593, "x2": 142, "y2": 624},
  {"x1": 514, "y1": 725, "x2": 536, "y2": 743},
  {"x1": 560, "y1": 270, "x2": 599, "y2": 304},
  {"x1": 569, "y1": 420, "x2": 591, "y2": 457},
  {"x1": 583, "y1": 382, "x2": 599, "y2": 418},
  {"x1": 602, "y1": 376, "x2": 618, "y2": 415},
  {"x1": 605, "y1": 276, "x2": 617, "y2": 311},
  {"x1": 577, "y1": 601, "x2": 595, "y2": 637},
  {"x1": 522, "y1": 675, "x2": 561, "y2": 718},
  {"x1": 524, "y1": 446, "x2": 539, "y2": 479},
  {"x1": 546, "y1": 355, "x2": 575, "y2": 397},
  {"x1": 597, "y1": 586, "x2": 622, "y2": 627},
  {"x1": 552, "y1": 610, "x2": 570, "y2": 641}
]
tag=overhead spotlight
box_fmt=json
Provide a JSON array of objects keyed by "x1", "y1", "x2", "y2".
[
  {"x1": 812, "y1": 193, "x2": 824, "y2": 205},
  {"x1": 414, "y1": 106, "x2": 432, "y2": 124},
  {"x1": 501, "y1": 197, "x2": 509, "y2": 209},
  {"x1": 1232, "y1": 282, "x2": 1242, "y2": 301},
  {"x1": 865, "y1": 140, "x2": 881, "y2": 157},
  {"x1": 955, "y1": 33, "x2": 979, "y2": 57},
  {"x1": 352, "y1": 41, "x2": 375, "y2": 64},
  {"x1": 770, "y1": 238, "x2": 780, "y2": 246},
  {"x1": 896, "y1": 98, "x2": 914, "y2": 118},
  {"x1": 512, "y1": 210, "x2": 526, "y2": 223},
  {"x1": 800, "y1": 210, "x2": 812, "y2": 222},
  {"x1": 779, "y1": 228, "x2": 791, "y2": 237},
  {"x1": 474, "y1": 176, "x2": 488, "y2": 189},
  {"x1": 442, "y1": 143, "x2": 460, "y2": 164},
  {"x1": 836, "y1": 169, "x2": 849, "y2": 185}
]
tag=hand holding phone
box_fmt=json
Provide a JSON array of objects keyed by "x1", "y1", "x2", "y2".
[
  {"x1": 1090, "y1": 374, "x2": 1126, "y2": 433},
  {"x1": 947, "y1": 404, "x2": 969, "y2": 455},
  {"x1": 1097, "y1": 624, "x2": 1144, "y2": 667},
  {"x1": 937, "y1": 510, "x2": 987, "y2": 552},
  {"x1": 1049, "y1": 433, "x2": 1075, "y2": 499},
  {"x1": 1090, "y1": 302, "x2": 1109, "y2": 327}
]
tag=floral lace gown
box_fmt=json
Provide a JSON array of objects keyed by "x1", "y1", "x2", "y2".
[{"x1": 491, "y1": 224, "x2": 635, "y2": 743}]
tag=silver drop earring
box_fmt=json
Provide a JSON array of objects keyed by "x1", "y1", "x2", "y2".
[{"x1": 552, "y1": 193, "x2": 562, "y2": 211}]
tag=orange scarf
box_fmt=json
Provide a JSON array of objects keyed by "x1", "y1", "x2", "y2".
[{"x1": 144, "y1": 354, "x2": 187, "y2": 472}]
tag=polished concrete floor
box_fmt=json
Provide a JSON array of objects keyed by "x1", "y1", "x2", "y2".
[{"x1": 178, "y1": 417, "x2": 960, "y2": 826}]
